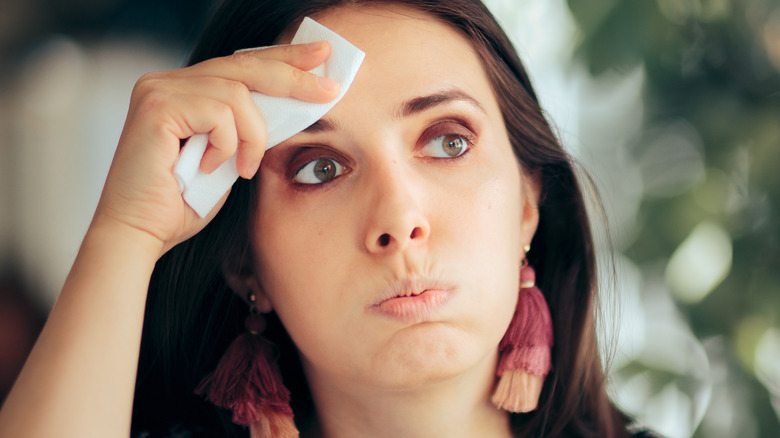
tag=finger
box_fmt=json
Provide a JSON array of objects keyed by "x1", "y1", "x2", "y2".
[
  {"x1": 160, "y1": 94, "x2": 237, "y2": 174},
  {"x1": 253, "y1": 60, "x2": 340, "y2": 102},
  {"x1": 201, "y1": 116, "x2": 238, "y2": 175},
  {"x1": 179, "y1": 43, "x2": 341, "y2": 104},
  {"x1": 194, "y1": 41, "x2": 333, "y2": 78},
  {"x1": 237, "y1": 40, "x2": 333, "y2": 72},
  {"x1": 237, "y1": 141, "x2": 265, "y2": 179},
  {"x1": 143, "y1": 75, "x2": 266, "y2": 177},
  {"x1": 226, "y1": 83, "x2": 266, "y2": 179},
  {"x1": 235, "y1": 121, "x2": 266, "y2": 179},
  {"x1": 170, "y1": 77, "x2": 268, "y2": 177}
]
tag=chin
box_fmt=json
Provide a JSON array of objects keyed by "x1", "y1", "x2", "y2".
[{"x1": 364, "y1": 324, "x2": 493, "y2": 390}]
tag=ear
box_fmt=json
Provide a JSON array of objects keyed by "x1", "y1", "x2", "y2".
[
  {"x1": 222, "y1": 252, "x2": 273, "y2": 313},
  {"x1": 520, "y1": 171, "x2": 541, "y2": 249}
]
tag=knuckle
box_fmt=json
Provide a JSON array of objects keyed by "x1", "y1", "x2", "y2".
[
  {"x1": 133, "y1": 72, "x2": 160, "y2": 95},
  {"x1": 212, "y1": 131, "x2": 238, "y2": 154},
  {"x1": 224, "y1": 80, "x2": 251, "y2": 101},
  {"x1": 231, "y1": 51, "x2": 256, "y2": 69},
  {"x1": 134, "y1": 88, "x2": 168, "y2": 113},
  {"x1": 138, "y1": 70, "x2": 164, "y2": 82},
  {"x1": 289, "y1": 67, "x2": 309, "y2": 85},
  {"x1": 211, "y1": 101, "x2": 234, "y2": 121},
  {"x1": 132, "y1": 72, "x2": 175, "y2": 108}
]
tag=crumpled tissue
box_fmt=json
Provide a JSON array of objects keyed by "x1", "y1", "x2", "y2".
[{"x1": 173, "y1": 17, "x2": 364, "y2": 217}]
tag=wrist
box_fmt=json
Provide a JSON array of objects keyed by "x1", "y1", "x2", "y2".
[{"x1": 87, "y1": 212, "x2": 167, "y2": 261}]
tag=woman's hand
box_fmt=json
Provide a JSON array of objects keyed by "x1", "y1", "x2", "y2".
[
  {"x1": 0, "y1": 41, "x2": 343, "y2": 438},
  {"x1": 94, "y1": 41, "x2": 340, "y2": 256}
]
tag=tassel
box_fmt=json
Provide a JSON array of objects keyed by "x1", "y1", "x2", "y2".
[
  {"x1": 492, "y1": 266, "x2": 554, "y2": 413},
  {"x1": 250, "y1": 410, "x2": 300, "y2": 438},
  {"x1": 492, "y1": 369, "x2": 545, "y2": 413},
  {"x1": 195, "y1": 326, "x2": 298, "y2": 437}
]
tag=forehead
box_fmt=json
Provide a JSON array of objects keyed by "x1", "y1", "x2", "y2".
[
  {"x1": 310, "y1": 5, "x2": 474, "y2": 52},
  {"x1": 303, "y1": 5, "x2": 498, "y2": 120}
]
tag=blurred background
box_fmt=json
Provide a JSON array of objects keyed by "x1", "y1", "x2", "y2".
[{"x1": 0, "y1": 0, "x2": 777, "y2": 436}]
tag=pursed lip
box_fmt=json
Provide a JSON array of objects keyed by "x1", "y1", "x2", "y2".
[{"x1": 368, "y1": 276, "x2": 454, "y2": 323}]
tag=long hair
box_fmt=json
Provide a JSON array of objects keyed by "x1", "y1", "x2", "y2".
[{"x1": 132, "y1": 1, "x2": 630, "y2": 437}]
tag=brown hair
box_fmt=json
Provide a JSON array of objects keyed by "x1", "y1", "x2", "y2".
[{"x1": 132, "y1": 1, "x2": 631, "y2": 437}]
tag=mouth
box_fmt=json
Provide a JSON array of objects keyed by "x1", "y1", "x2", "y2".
[{"x1": 369, "y1": 276, "x2": 453, "y2": 324}]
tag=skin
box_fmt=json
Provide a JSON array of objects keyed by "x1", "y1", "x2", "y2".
[
  {"x1": 0, "y1": 31, "x2": 339, "y2": 438},
  {"x1": 240, "y1": 6, "x2": 540, "y2": 438},
  {"x1": 0, "y1": 4, "x2": 540, "y2": 438}
]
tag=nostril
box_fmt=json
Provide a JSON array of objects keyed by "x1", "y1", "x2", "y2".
[
  {"x1": 410, "y1": 227, "x2": 422, "y2": 240},
  {"x1": 378, "y1": 233, "x2": 391, "y2": 247}
]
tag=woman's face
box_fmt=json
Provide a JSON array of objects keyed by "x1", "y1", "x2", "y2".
[{"x1": 250, "y1": 6, "x2": 539, "y2": 392}]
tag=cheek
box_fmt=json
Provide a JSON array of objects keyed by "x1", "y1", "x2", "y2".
[
  {"x1": 446, "y1": 139, "x2": 524, "y2": 269},
  {"x1": 250, "y1": 181, "x2": 359, "y2": 347},
  {"x1": 437, "y1": 145, "x2": 525, "y2": 332}
]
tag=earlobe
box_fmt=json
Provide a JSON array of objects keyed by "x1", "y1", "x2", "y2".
[{"x1": 222, "y1": 258, "x2": 274, "y2": 313}]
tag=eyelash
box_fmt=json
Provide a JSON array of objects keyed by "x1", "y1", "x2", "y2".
[
  {"x1": 417, "y1": 119, "x2": 476, "y2": 161},
  {"x1": 288, "y1": 119, "x2": 477, "y2": 188},
  {"x1": 288, "y1": 147, "x2": 349, "y2": 188}
]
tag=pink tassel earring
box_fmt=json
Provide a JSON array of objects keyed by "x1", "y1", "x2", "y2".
[
  {"x1": 492, "y1": 245, "x2": 554, "y2": 413},
  {"x1": 196, "y1": 292, "x2": 299, "y2": 438}
]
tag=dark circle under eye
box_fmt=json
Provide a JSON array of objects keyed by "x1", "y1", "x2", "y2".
[
  {"x1": 442, "y1": 135, "x2": 465, "y2": 157},
  {"x1": 313, "y1": 158, "x2": 337, "y2": 182}
]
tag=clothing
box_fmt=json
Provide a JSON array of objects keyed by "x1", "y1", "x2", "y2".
[{"x1": 133, "y1": 425, "x2": 665, "y2": 437}]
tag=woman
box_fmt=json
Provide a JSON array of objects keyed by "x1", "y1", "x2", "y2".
[{"x1": 0, "y1": 0, "x2": 651, "y2": 437}]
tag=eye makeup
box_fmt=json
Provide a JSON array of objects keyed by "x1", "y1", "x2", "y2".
[
  {"x1": 275, "y1": 107, "x2": 484, "y2": 191},
  {"x1": 285, "y1": 145, "x2": 353, "y2": 188},
  {"x1": 416, "y1": 117, "x2": 478, "y2": 160}
]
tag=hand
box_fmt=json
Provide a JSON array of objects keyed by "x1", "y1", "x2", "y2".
[{"x1": 92, "y1": 41, "x2": 340, "y2": 256}]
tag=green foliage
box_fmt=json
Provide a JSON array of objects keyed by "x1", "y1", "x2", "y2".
[{"x1": 567, "y1": 0, "x2": 780, "y2": 436}]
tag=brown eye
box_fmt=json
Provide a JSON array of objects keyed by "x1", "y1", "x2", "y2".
[
  {"x1": 442, "y1": 135, "x2": 465, "y2": 157},
  {"x1": 314, "y1": 159, "x2": 336, "y2": 181},
  {"x1": 421, "y1": 134, "x2": 469, "y2": 158},
  {"x1": 293, "y1": 158, "x2": 344, "y2": 184}
]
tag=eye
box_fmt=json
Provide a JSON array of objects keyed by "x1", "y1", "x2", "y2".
[
  {"x1": 421, "y1": 134, "x2": 470, "y2": 158},
  {"x1": 293, "y1": 158, "x2": 345, "y2": 184}
]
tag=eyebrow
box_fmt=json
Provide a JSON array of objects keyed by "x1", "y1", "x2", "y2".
[
  {"x1": 301, "y1": 118, "x2": 340, "y2": 134},
  {"x1": 397, "y1": 88, "x2": 486, "y2": 119},
  {"x1": 300, "y1": 88, "x2": 486, "y2": 134}
]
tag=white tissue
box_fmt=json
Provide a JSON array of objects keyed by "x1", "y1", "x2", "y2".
[{"x1": 174, "y1": 17, "x2": 365, "y2": 218}]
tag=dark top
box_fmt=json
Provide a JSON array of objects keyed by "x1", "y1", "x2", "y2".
[{"x1": 133, "y1": 425, "x2": 664, "y2": 437}]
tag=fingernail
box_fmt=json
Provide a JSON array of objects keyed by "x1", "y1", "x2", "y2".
[
  {"x1": 246, "y1": 159, "x2": 262, "y2": 178},
  {"x1": 307, "y1": 41, "x2": 325, "y2": 51},
  {"x1": 317, "y1": 76, "x2": 339, "y2": 92}
]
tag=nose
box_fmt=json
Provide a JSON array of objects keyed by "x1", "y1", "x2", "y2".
[{"x1": 363, "y1": 164, "x2": 431, "y2": 254}]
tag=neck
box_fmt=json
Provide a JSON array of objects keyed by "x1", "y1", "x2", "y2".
[{"x1": 302, "y1": 354, "x2": 513, "y2": 438}]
